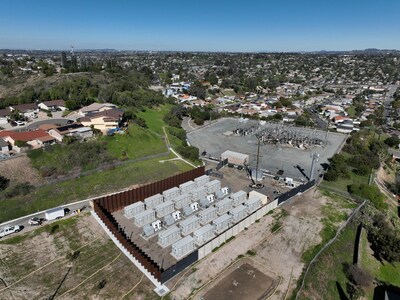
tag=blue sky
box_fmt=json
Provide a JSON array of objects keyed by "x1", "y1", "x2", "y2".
[{"x1": 0, "y1": 0, "x2": 399, "y2": 51}]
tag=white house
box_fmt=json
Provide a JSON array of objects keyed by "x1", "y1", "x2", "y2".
[{"x1": 38, "y1": 100, "x2": 67, "y2": 111}]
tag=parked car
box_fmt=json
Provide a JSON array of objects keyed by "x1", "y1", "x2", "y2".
[
  {"x1": 28, "y1": 217, "x2": 43, "y2": 226},
  {"x1": 0, "y1": 225, "x2": 22, "y2": 238},
  {"x1": 15, "y1": 121, "x2": 25, "y2": 126}
]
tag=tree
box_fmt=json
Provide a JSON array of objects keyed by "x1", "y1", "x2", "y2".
[
  {"x1": 384, "y1": 136, "x2": 400, "y2": 148},
  {"x1": 0, "y1": 175, "x2": 10, "y2": 191}
]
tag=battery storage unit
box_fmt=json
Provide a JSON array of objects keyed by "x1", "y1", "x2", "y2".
[
  {"x1": 229, "y1": 204, "x2": 248, "y2": 223},
  {"x1": 171, "y1": 236, "x2": 196, "y2": 260},
  {"x1": 179, "y1": 181, "x2": 197, "y2": 194},
  {"x1": 193, "y1": 224, "x2": 215, "y2": 246},
  {"x1": 173, "y1": 193, "x2": 192, "y2": 209},
  {"x1": 124, "y1": 201, "x2": 145, "y2": 219},
  {"x1": 155, "y1": 200, "x2": 175, "y2": 218},
  {"x1": 144, "y1": 194, "x2": 163, "y2": 210},
  {"x1": 230, "y1": 190, "x2": 247, "y2": 207},
  {"x1": 198, "y1": 206, "x2": 218, "y2": 225},
  {"x1": 215, "y1": 197, "x2": 233, "y2": 215},
  {"x1": 205, "y1": 179, "x2": 221, "y2": 194},
  {"x1": 213, "y1": 213, "x2": 232, "y2": 234},
  {"x1": 179, "y1": 215, "x2": 201, "y2": 236},
  {"x1": 134, "y1": 209, "x2": 156, "y2": 227},
  {"x1": 194, "y1": 175, "x2": 210, "y2": 187},
  {"x1": 158, "y1": 225, "x2": 181, "y2": 248},
  {"x1": 245, "y1": 196, "x2": 262, "y2": 213},
  {"x1": 190, "y1": 186, "x2": 208, "y2": 201},
  {"x1": 163, "y1": 187, "x2": 181, "y2": 202}
]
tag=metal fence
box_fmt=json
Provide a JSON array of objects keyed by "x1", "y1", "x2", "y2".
[
  {"x1": 276, "y1": 180, "x2": 316, "y2": 205},
  {"x1": 92, "y1": 166, "x2": 205, "y2": 283},
  {"x1": 216, "y1": 158, "x2": 228, "y2": 170}
]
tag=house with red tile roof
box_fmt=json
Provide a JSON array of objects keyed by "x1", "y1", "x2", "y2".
[{"x1": 0, "y1": 129, "x2": 56, "y2": 148}]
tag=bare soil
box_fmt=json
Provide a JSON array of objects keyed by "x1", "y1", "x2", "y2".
[
  {"x1": 0, "y1": 155, "x2": 44, "y2": 185},
  {"x1": 167, "y1": 188, "x2": 332, "y2": 299}
]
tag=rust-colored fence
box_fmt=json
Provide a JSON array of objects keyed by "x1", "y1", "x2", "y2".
[
  {"x1": 92, "y1": 166, "x2": 205, "y2": 283},
  {"x1": 96, "y1": 167, "x2": 205, "y2": 212}
]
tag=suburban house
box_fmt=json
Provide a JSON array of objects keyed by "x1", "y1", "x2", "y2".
[
  {"x1": 80, "y1": 108, "x2": 124, "y2": 134},
  {"x1": 10, "y1": 103, "x2": 39, "y2": 119},
  {"x1": 0, "y1": 129, "x2": 56, "y2": 148},
  {"x1": 48, "y1": 123, "x2": 93, "y2": 141},
  {"x1": 79, "y1": 103, "x2": 117, "y2": 116},
  {"x1": 38, "y1": 100, "x2": 67, "y2": 111},
  {"x1": 0, "y1": 108, "x2": 11, "y2": 125},
  {"x1": 0, "y1": 138, "x2": 9, "y2": 153}
]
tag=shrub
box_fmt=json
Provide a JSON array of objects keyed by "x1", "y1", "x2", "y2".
[
  {"x1": 0, "y1": 175, "x2": 10, "y2": 191},
  {"x1": 4, "y1": 182, "x2": 35, "y2": 197}
]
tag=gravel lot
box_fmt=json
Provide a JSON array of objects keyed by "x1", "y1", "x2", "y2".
[{"x1": 188, "y1": 118, "x2": 347, "y2": 180}]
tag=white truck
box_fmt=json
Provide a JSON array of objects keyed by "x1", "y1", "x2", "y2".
[
  {"x1": 45, "y1": 207, "x2": 65, "y2": 221},
  {"x1": 0, "y1": 225, "x2": 21, "y2": 238}
]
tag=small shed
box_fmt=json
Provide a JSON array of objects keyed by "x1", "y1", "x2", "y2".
[
  {"x1": 173, "y1": 193, "x2": 192, "y2": 209},
  {"x1": 229, "y1": 204, "x2": 248, "y2": 223},
  {"x1": 163, "y1": 187, "x2": 181, "y2": 202},
  {"x1": 158, "y1": 225, "x2": 181, "y2": 248},
  {"x1": 221, "y1": 150, "x2": 249, "y2": 165},
  {"x1": 155, "y1": 200, "x2": 175, "y2": 218},
  {"x1": 193, "y1": 224, "x2": 215, "y2": 246},
  {"x1": 198, "y1": 206, "x2": 218, "y2": 225},
  {"x1": 215, "y1": 197, "x2": 233, "y2": 215},
  {"x1": 249, "y1": 190, "x2": 269, "y2": 205},
  {"x1": 205, "y1": 179, "x2": 221, "y2": 194},
  {"x1": 213, "y1": 213, "x2": 232, "y2": 234},
  {"x1": 134, "y1": 209, "x2": 156, "y2": 227},
  {"x1": 124, "y1": 201, "x2": 144, "y2": 219},
  {"x1": 230, "y1": 190, "x2": 247, "y2": 207},
  {"x1": 194, "y1": 175, "x2": 210, "y2": 187},
  {"x1": 142, "y1": 224, "x2": 155, "y2": 237},
  {"x1": 190, "y1": 186, "x2": 208, "y2": 201},
  {"x1": 179, "y1": 180, "x2": 197, "y2": 194},
  {"x1": 245, "y1": 196, "x2": 262, "y2": 213},
  {"x1": 144, "y1": 194, "x2": 163, "y2": 210},
  {"x1": 179, "y1": 215, "x2": 200, "y2": 235},
  {"x1": 171, "y1": 236, "x2": 196, "y2": 259}
]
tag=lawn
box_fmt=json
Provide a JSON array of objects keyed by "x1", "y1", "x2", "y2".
[
  {"x1": 320, "y1": 171, "x2": 370, "y2": 194},
  {"x1": 137, "y1": 104, "x2": 173, "y2": 135},
  {"x1": 0, "y1": 155, "x2": 193, "y2": 223},
  {"x1": 103, "y1": 124, "x2": 167, "y2": 159},
  {"x1": 359, "y1": 229, "x2": 400, "y2": 299},
  {"x1": 346, "y1": 105, "x2": 357, "y2": 118}
]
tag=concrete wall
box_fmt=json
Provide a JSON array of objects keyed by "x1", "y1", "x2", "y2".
[{"x1": 198, "y1": 199, "x2": 278, "y2": 259}]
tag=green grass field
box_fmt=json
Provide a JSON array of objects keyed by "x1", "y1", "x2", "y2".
[
  {"x1": 104, "y1": 124, "x2": 167, "y2": 159},
  {"x1": 320, "y1": 171, "x2": 370, "y2": 194},
  {"x1": 137, "y1": 104, "x2": 173, "y2": 135},
  {"x1": 360, "y1": 229, "x2": 400, "y2": 299},
  {"x1": 0, "y1": 156, "x2": 192, "y2": 223}
]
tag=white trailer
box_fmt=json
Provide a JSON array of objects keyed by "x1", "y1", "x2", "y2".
[
  {"x1": 45, "y1": 207, "x2": 65, "y2": 221},
  {"x1": 134, "y1": 209, "x2": 156, "y2": 227},
  {"x1": 190, "y1": 186, "x2": 208, "y2": 201},
  {"x1": 215, "y1": 197, "x2": 233, "y2": 215},
  {"x1": 171, "y1": 236, "x2": 196, "y2": 259},
  {"x1": 213, "y1": 213, "x2": 232, "y2": 234},
  {"x1": 124, "y1": 201, "x2": 145, "y2": 219},
  {"x1": 245, "y1": 196, "x2": 262, "y2": 213},
  {"x1": 229, "y1": 205, "x2": 248, "y2": 223},
  {"x1": 173, "y1": 193, "x2": 192, "y2": 209},
  {"x1": 194, "y1": 175, "x2": 209, "y2": 187},
  {"x1": 198, "y1": 206, "x2": 218, "y2": 225},
  {"x1": 163, "y1": 187, "x2": 181, "y2": 202},
  {"x1": 179, "y1": 181, "x2": 197, "y2": 194},
  {"x1": 205, "y1": 179, "x2": 221, "y2": 194},
  {"x1": 158, "y1": 225, "x2": 181, "y2": 248},
  {"x1": 230, "y1": 190, "x2": 247, "y2": 207},
  {"x1": 155, "y1": 200, "x2": 175, "y2": 218},
  {"x1": 179, "y1": 215, "x2": 200, "y2": 236},
  {"x1": 193, "y1": 224, "x2": 215, "y2": 246},
  {"x1": 144, "y1": 194, "x2": 163, "y2": 210},
  {"x1": 221, "y1": 150, "x2": 249, "y2": 165}
]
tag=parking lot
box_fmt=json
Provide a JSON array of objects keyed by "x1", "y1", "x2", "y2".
[{"x1": 188, "y1": 118, "x2": 347, "y2": 180}]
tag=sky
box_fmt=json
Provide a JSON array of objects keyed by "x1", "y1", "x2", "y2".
[{"x1": 0, "y1": 0, "x2": 399, "y2": 52}]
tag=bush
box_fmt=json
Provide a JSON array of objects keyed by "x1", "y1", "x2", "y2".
[
  {"x1": 193, "y1": 117, "x2": 204, "y2": 126},
  {"x1": 384, "y1": 136, "x2": 400, "y2": 147},
  {"x1": 176, "y1": 145, "x2": 199, "y2": 161},
  {"x1": 4, "y1": 182, "x2": 35, "y2": 197},
  {"x1": 0, "y1": 175, "x2": 10, "y2": 191}
]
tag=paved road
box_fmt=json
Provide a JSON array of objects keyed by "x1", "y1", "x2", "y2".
[
  {"x1": 383, "y1": 84, "x2": 398, "y2": 123},
  {"x1": 0, "y1": 200, "x2": 91, "y2": 239}
]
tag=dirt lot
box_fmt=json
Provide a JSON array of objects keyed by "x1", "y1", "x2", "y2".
[
  {"x1": 200, "y1": 260, "x2": 277, "y2": 300},
  {"x1": 0, "y1": 155, "x2": 44, "y2": 186},
  {"x1": 0, "y1": 213, "x2": 157, "y2": 300},
  {"x1": 166, "y1": 187, "x2": 354, "y2": 299}
]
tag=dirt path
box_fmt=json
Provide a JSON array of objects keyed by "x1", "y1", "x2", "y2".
[{"x1": 167, "y1": 188, "x2": 332, "y2": 300}]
